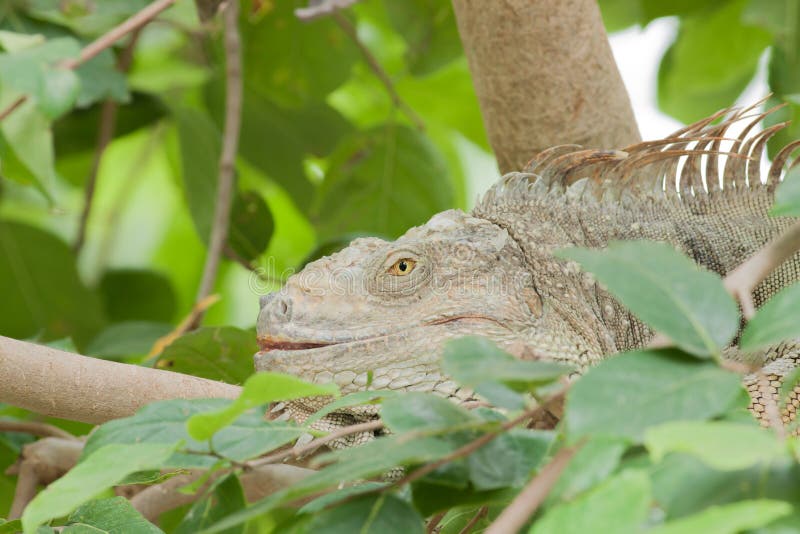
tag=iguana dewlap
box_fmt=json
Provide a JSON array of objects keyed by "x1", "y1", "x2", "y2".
[{"x1": 255, "y1": 104, "x2": 800, "y2": 436}]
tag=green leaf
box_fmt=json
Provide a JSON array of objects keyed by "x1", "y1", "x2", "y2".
[
  {"x1": 383, "y1": 0, "x2": 462, "y2": 76},
  {"x1": 206, "y1": 81, "x2": 353, "y2": 211},
  {"x1": 0, "y1": 89, "x2": 57, "y2": 193},
  {"x1": 175, "y1": 474, "x2": 245, "y2": 534},
  {"x1": 99, "y1": 268, "x2": 177, "y2": 324},
  {"x1": 556, "y1": 241, "x2": 739, "y2": 357},
  {"x1": 175, "y1": 108, "x2": 276, "y2": 249},
  {"x1": 83, "y1": 399, "x2": 305, "y2": 467},
  {"x1": 442, "y1": 336, "x2": 573, "y2": 409},
  {"x1": 74, "y1": 50, "x2": 129, "y2": 107},
  {"x1": 645, "y1": 421, "x2": 786, "y2": 471},
  {"x1": 565, "y1": 350, "x2": 744, "y2": 442},
  {"x1": 467, "y1": 429, "x2": 553, "y2": 490},
  {"x1": 0, "y1": 37, "x2": 79, "y2": 112},
  {"x1": 597, "y1": 0, "x2": 643, "y2": 32},
  {"x1": 25, "y1": 0, "x2": 151, "y2": 37},
  {"x1": 64, "y1": 497, "x2": 163, "y2": 534},
  {"x1": 227, "y1": 190, "x2": 274, "y2": 262},
  {"x1": 174, "y1": 108, "x2": 222, "y2": 242},
  {"x1": 304, "y1": 390, "x2": 398, "y2": 426},
  {"x1": 530, "y1": 470, "x2": 651, "y2": 534},
  {"x1": 85, "y1": 321, "x2": 173, "y2": 360},
  {"x1": 38, "y1": 67, "x2": 80, "y2": 119},
  {"x1": 741, "y1": 283, "x2": 800, "y2": 350},
  {"x1": 298, "y1": 482, "x2": 388, "y2": 514},
  {"x1": 199, "y1": 435, "x2": 455, "y2": 533},
  {"x1": 771, "y1": 167, "x2": 800, "y2": 216},
  {"x1": 303, "y1": 493, "x2": 425, "y2": 534},
  {"x1": 240, "y1": 0, "x2": 358, "y2": 107},
  {"x1": 650, "y1": 453, "x2": 800, "y2": 520},
  {"x1": 0, "y1": 520, "x2": 21, "y2": 534},
  {"x1": 0, "y1": 31, "x2": 44, "y2": 52},
  {"x1": 155, "y1": 327, "x2": 257, "y2": 384},
  {"x1": 380, "y1": 392, "x2": 478, "y2": 433},
  {"x1": 313, "y1": 124, "x2": 453, "y2": 240},
  {"x1": 649, "y1": 500, "x2": 792, "y2": 534},
  {"x1": 657, "y1": 0, "x2": 772, "y2": 123},
  {"x1": 22, "y1": 442, "x2": 178, "y2": 532},
  {"x1": 187, "y1": 373, "x2": 339, "y2": 441},
  {"x1": 547, "y1": 436, "x2": 629, "y2": 504},
  {"x1": 0, "y1": 221, "x2": 105, "y2": 349},
  {"x1": 54, "y1": 92, "x2": 166, "y2": 159}
]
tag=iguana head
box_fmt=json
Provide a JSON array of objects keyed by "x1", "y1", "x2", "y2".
[{"x1": 256, "y1": 209, "x2": 543, "y2": 398}]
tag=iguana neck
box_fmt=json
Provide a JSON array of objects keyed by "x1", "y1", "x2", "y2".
[{"x1": 472, "y1": 179, "x2": 793, "y2": 357}]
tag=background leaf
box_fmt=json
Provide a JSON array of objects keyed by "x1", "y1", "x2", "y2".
[
  {"x1": 565, "y1": 350, "x2": 744, "y2": 442},
  {"x1": 557, "y1": 241, "x2": 740, "y2": 357}
]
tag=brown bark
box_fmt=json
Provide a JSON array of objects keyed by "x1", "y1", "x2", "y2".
[
  {"x1": 451, "y1": 0, "x2": 640, "y2": 173},
  {"x1": 0, "y1": 336, "x2": 241, "y2": 424}
]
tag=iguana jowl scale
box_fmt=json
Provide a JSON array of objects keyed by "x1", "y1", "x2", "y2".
[{"x1": 256, "y1": 104, "x2": 800, "y2": 437}]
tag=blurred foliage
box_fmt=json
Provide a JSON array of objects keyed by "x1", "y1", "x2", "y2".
[{"x1": 1, "y1": 0, "x2": 800, "y2": 532}]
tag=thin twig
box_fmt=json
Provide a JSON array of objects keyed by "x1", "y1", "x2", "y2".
[
  {"x1": 0, "y1": 0, "x2": 176, "y2": 124},
  {"x1": 723, "y1": 219, "x2": 800, "y2": 319},
  {"x1": 426, "y1": 511, "x2": 446, "y2": 534},
  {"x1": 60, "y1": 0, "x2": 177, "y2": 70},
  {"x1": 73, "y1": 30, "x2": 142, "y2": 254},
  {"x1": 331, "y1": 11, "x2": 425, "y2": 130},
  {"x1": 484, "y1": 445, "x2": 580, "y2": 534},
  {"x1": 458, "y1": 506, "x2": 488, "y2": 534},
  {"x1": 295, "y1": 0, "x2": 363, "y2": 21},
  {"x1": 193, "y1": 0, "x2": 243, "y2": 325},
  {"x1": 390, "y1": 389, "x2": 566, "y2": 489},
  {"x1": 0, "y1": 420, "x2": 76, "y2": 440},
  {"x1": 249, "y1": 419, "x2": 384, "y2": 468},
  {"x1": 8, "y1": 461, "x2": 38, "y2": 519},
  {"x1": 0, "y1": 95, "x2": 26, "y2": 122}
]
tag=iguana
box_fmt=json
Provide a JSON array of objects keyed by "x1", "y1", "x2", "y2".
[{"x1": 255, "y1": 103, "x2": 800, "y2": 442}]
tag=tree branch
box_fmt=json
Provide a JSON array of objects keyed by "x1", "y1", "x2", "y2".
[
  {"x1": 0, "y1": 336, "x2": 241, "y2": 424},
  {"x1": 130, "y1": 464, "x2": 314, "y2": 521},
  {"x1": 331, "y1": 12, "x2": 425, "y2": 130},
  {"x1": 73, "y1": 31, "x2": 142, "y2": 254},
  {"x1": 194, "y1": 0, "x2": 243, "y2": 324},
  {"x1": 0, "y1": 0, "x2": 176, "y2": 123},
  {"x1": 60, "y1": 0, "x2": 177, "y2": 70},
  {"x1": 0, "y1": 420, "x2": 75, "y2": 440},
  {"x1": 484, "y1": 445, "x2": 579, "y2": 534},
  {"x1": 723, "y1": 219, "x2": 800, "y2": 319},
  {"x1": 451, "y1": 0, "x2": 640, "y2": 172}
]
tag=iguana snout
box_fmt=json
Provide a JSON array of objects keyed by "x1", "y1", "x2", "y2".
[{"x1": 255, "y1": 209, "x2": 540, "y2": 395}]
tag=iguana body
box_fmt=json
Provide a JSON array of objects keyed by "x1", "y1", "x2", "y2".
[{"x1": 256, "y1": 105, "x2": 800, "y2": 436}]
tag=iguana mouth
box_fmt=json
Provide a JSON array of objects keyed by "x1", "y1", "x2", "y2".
[
  {"x1": 257, "y1": 337, "x2": 333, "y2": 352},
  {"x1": 257, "y1": 314, "x2": 509, "y2": 354}
]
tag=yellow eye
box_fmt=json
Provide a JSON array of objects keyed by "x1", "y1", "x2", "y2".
[{"x1": 388, "y1": 258, "x2": 416, "y2": 276}]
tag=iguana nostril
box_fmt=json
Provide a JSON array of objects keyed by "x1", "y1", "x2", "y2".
[{"x1": 259, "y1": 293, "x2": 274, "y2": 310}]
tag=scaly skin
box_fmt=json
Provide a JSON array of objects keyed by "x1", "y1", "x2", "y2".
[{"x1": 256, "y1": 105, "x2": 800, "y2": 434}]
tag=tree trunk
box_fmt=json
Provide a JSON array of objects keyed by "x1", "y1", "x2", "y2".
[{"x1": 451, "y1": 0, "x2": 641, "y2": 173}]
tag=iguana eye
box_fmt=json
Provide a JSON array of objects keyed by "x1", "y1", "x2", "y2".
[{"x1": 388, "y1": 258, "x2": 416, "y2": 276}]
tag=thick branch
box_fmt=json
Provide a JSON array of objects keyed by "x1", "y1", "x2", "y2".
[
  {"x1": 451, "y1": 0, "x2": 640, "y2": 172},
  {"x1": 0, "y1": 336, "x2": 241, "y2": 424},
  {"x1": 194, "y1": 0, "x2": 243, "y2": 319}
]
